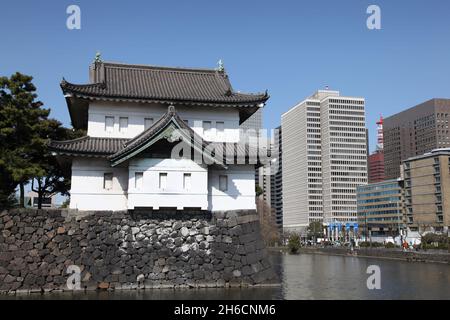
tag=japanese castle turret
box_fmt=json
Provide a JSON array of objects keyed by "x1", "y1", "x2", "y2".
[{"x1": 50, "y1": 59, "x2": 269, "y2": 212}]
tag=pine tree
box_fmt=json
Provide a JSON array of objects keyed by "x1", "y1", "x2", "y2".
[{"x1": 0, "y1": 72, "x2": 83, "y2": 209}]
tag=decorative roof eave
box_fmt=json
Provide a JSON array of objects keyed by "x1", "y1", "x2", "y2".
[
  {"x1": 50, "y1": 151, "x2": 111, "y2": 158},
  {"x1": 48, "y1": 136, "x2": 128, "y2": 157},
  {"x1": 61, "y1": 88, "x2": 269, "y2": 108}
]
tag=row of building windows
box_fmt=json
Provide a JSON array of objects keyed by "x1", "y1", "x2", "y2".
[
  {"x1": 329, "y1": 99, "x2": 364, "y2": 105},
  {"x1": 331, "y1": 177, "x2": 367, "y2": 183},
  {"x1": 358, "y1": 203, "x2": 400, "y2": 210},
  {"x1": 331, "y1": 138, "x2": 367, "y2": 144},
  {"x1": 331, "y1": 206, "x2": 357, "y2": 211},
  {"x1": 331, "y1": 155, "x2": 367, "y2": 160},
  {"x1": 330, "y1": 143, "x2": 366, "y2": 149},
  {"x1": 332, "y1": 200, "x2": 357, "y2": 205},
  {"x1": 332, "y1": 194, "x2": 357, "y2": 199},
  {"x1": 331, "y1": 183, "x2": 361, "y2": 189},
  {"x1": 329, "y1": 110, "x2": 365, "y2": 116},
  {"x1": 331, "y1": 172, "x2": 367, "y2": 177},
  {"x1": 331, "y1": 160, "x2": 367, "y2": 166},
  {"x1": 330, "y1": 149, "x2": 366, "y2": 155},
  {"x1": 329, "y1": 121, "x2": 366, "y2": 127},
  {"x1": 330, "y1": 132, "x2": 366, "y2": 138},
  {"x1": 104, "y1": 116, "x2": 226, "y2": 136},
  {"x1": 332, "y1": 189, "x2": 358, "y2": 194},
  {"x1": 103, "y1": 172, "x2": 228, "y2": 192},
  {"x1": 357, "y1": 196, "x2": 401, "y2": 204},
  {"x1": 330, "y1": 126, "x2": 366, "y2": 132}
]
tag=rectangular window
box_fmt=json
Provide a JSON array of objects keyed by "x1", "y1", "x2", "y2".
[
  {"x1": 119, "y1": 117, "x2": 128, "y2": 133},
  {"x1": 203, "y1": 121, "x2": 212, "y2": 134},
  {"x1": 144, "y1": 118, "x2": 154, "y2": 130},
  {"x1": 105, "y1": 116, "x2": 114, "y2": 133},
  {"x1": 183, "y1": 173, "x2": 192, "y2": 190},
  {"x1": 159, "y1": 172, "x2": 168, "y2": 190},
  {"x1": 216, "y1": 121, "x2": 225, "y2": 134},
  {"x1": 219, "y1": 175, "x2": 228, "y2": 192},
  {"x1": 103, "y1": 173, "x2": 113, "y2": 190},
  {"x1": 135, "y1": 172, "x2": 143, "y2": 190}
]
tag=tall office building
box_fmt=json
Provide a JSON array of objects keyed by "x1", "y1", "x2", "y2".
[
  {"x1": 384, "y1": 99, "x2": 450, "y2": 180},
  {"x1": 402, "y1": 149, "x2": 450, "y2": 233},
  {"x1": 282, "y1": 90, "x2": 368, "y2": 232},
  {"x1": 270, "y1": 126, "x2": 283, "y2": 229},
  {"x1": 240, "y1": 108, "x2": 263, "y2": 136},
  {"x1": 240, "y1": 109, "x2": 268, "y2": 201}
]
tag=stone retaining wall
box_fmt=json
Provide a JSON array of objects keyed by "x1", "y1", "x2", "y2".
[{"x1": 0, "y1": 209, "x2": 277, "y2": 294}]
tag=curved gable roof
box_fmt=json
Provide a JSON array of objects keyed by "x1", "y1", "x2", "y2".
[
  {"x1": 62, "y1": 61, "x2": 269, "y2": 105},
  {"x1": 108, "y1": 106, "x2": 225, "y2": 167}
]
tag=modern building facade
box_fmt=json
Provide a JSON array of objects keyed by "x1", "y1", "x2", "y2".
[
  {"x1": 369, "y1": 152, "x2": 385, "y2": 183},
  {"x1": 368, "y1": 116, "x2": 385, "y2": 183},
  {"x1": 402, "y1": 149, "x2": 450, "y2": 233},
  {"x1": 270, "y1": 126, "x2": 283, "y2": 229},
  {"x1": 240, "y1": 108, "x2": 270, "y2": 206},
  {"x1": 357, "y1": 179, "x2": 404, "y2": 238},
  {"x1": 282, "y1": 90, "x2": 368, "y2": 232},
  {"x1": 50, "y1": 60, "x2": 269, "y2": 211},
  {"x1": 384, "y1": 99, "x2": 450, "y2": 180}
]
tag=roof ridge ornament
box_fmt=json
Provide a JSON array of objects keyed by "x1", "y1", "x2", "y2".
[
  {"x1": 168, "y1": 104, "x2": 176, "y2": 113},
  {"x1": 216, "y1": 59, "x2": 224, "y2": 72},
  {"x1": 94, "y1": 52, "x2": 102, "y2": 63}
]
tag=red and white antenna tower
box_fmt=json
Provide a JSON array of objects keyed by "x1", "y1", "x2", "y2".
[{"x1": 376, "y1": 115, "x2": 384, "y2": 151}]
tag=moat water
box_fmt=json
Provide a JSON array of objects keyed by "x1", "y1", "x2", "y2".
[{"x1": 4, "y1": 252, "x2": 450, "y2": 300}]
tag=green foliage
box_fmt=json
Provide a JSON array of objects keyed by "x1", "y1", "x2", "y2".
[
  {"x1": 307, "y1": 221, "x2": 324, "y2": 240},
  {"x1": 385, "y1": 242, "x2": 396, "y2": 249},
  {"x1": 359, "y1": 241, "x2": 383, "y2": 248},
  {"x1": 255, "y1": 185, "x2": 263, "y2": 197},
  {"x1": 288, "y1": 234, "x2": 301, "y2": 254},
  {"x1": 0, "y1": 73, "x2": 47, "y2": 206},
  {"x1": 421, "y1": 233, "x2": 449, "y2": 250},
  {"x1": 60, "y1": 198, "x2": 70, "y2": 209},
  {"x1": 0, "y1": 72, "x2": 82, "y2": 209}
]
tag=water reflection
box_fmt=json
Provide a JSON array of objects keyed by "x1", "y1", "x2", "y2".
[
  {"x1": 3, "y1": 252, "x2": 450, "y2": 300},
  {"x1": 278, "y1": 253, "x2": 450, "y2": 300}
]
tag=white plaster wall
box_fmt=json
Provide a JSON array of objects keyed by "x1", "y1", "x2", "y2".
[
  {"x1": 87, "y1": 101, "x2": 240, "y2": 142},
  {"x1": 208, "y1": 165, "x2": 256, "y2": 211},
  {"x1": 128, "y1": 158, "x2": 208, "y2": 210},
  {"x1": 70, "y1": 158, "x2": 128, "y2": 211}
]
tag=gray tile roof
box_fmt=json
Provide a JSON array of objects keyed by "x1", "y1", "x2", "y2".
[
  {"x1": 49, "y1": 136, "x2": 128, "y2": 156},
  {"x1": 61, "y1": 62, "x2": 269, "y2": 107}
]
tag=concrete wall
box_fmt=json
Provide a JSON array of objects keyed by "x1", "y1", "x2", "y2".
[{"x1": 87, "y1": 101, "x2": 241, "y2": 143}]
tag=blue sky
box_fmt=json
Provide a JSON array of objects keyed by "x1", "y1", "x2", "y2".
[{"x1": 1, "y1": 0, "x2": 450, "y2": 153}]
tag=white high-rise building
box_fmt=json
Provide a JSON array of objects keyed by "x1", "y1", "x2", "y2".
[{"x1": 281, "y1": 90, "x2": 368, "y2": 232}]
